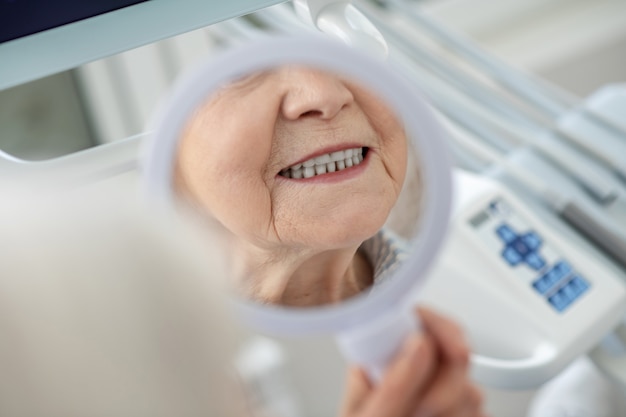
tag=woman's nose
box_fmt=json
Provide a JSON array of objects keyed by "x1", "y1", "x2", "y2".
[{"x1": 280, "y1": 67, "x2": 354, "y2": 120}]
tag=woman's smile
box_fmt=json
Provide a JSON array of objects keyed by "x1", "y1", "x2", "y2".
[{"x1": 278, "y1": 146, "x2": 370, "y2": 181}]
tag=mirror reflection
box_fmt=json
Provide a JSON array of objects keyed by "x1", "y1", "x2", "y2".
[{"x1": 172, "y1": 65, "x2": 423, "y2": 307}]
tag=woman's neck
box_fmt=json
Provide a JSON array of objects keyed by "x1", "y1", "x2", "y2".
[{"x1": 234, "y1": 243, "x2": 373, "y2": 307}]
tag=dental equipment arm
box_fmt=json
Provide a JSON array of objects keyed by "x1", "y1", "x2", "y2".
[
  {"x1": 442, "y1": 113, "x2": 626, "y2": 268},
  {"x1": 364, "y1": 0, "x2": 626, "y2": 184},
  {"x1": 293, "y1": 0, "x2": 388, "y2": 58},
  {"x1": 584, "y1": 85, "x2": 626, "y2": 134},
  {"x1": 381, "y1": 0, "x2": 573, "y2": 117},
  {"x1": 385, "y1": 45, "x2": 620, "y2": 205}
]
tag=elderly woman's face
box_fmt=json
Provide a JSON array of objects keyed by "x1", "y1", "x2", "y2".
[{"x1": 175, "y1": 66, "x2": 407, "y2": 252}]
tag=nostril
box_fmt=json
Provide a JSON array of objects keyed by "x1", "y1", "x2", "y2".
[
  {"x1": 282, "y1": 82, "x2": 353, "y2": 120},
  {"x1": 300, "y1": 110, "x2": 323, "y2": 118}
]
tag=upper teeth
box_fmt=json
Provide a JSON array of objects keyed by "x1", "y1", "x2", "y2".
[{"x1": 280, "y1": 147, "x2": 365, "y2": 179}]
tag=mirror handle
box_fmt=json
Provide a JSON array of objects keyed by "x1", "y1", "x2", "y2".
[
  {"x1": 294, "y1": 0, "x2": 388, "y2": 59},
  {"x1": 335, "y1": 303, "x2": 419, "y2": 383},
  {"x1": 337, "y1": 307, "x2": 560, "y2": 389}
]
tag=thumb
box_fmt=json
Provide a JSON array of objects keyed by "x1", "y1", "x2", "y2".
[
  {"x1": 339, "y1": 367, "x2": 374, "y2": 417},
  {"x1": 359, "y1": 333, "x2": 436, "y2": 417},
  {"x1": 340, "y1": 367, "x2": 374, "y2": 417}
]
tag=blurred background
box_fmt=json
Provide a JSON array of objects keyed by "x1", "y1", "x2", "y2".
[{"x1": 1, "y1": 0, "x2": 624, "y2": 161}]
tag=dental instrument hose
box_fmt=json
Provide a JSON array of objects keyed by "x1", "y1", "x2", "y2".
[{"x1": 446, "y1": 118, "x2": 626, "y2": 268}]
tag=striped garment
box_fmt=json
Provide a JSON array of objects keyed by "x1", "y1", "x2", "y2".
[{"x1": 359, "y1": 228, "x2": 411, "y2": 287}]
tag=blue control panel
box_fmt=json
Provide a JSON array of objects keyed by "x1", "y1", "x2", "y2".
[
  {"x1": 497, "y1": 224, "x2": 545, "y2": 270},
  {"x1": 495, "y1": 222, "x2": 590, "y2": 312},
  {"x1": 470, "y1": 198, "x2": 590, "y2": 313}
]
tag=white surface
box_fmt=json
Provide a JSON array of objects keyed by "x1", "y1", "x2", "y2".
[
  {"x1": 419, "y1": 170, "x2": 626, "y2": 388},
  {"x1": 75, "y1": 26, "x2": 220, "y2": 144},
  {"x1": 556, "y1": 109, "x2": 626, "y2": 177},
  {"x1": 0, "y1": 0, "x2": 285, "y2": 90},
  {"x1": 315, "y1": 3, "x2": 388, "y2": 59},
  {"x1": 528, "y1": 356, "x2": 626, "y2": 417},
  {"x1": 585, "y1": 85, "x2": 626, "y2": 134},
  {"x1": 426, "y1": 0, "x2": 626, "y2": 77},
  {"x1": 336, "y1": 302, "x2": 417, "y2": 382}
]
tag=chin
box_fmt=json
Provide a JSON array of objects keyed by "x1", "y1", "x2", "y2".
[
  {"x1": 283, "y1": 190, "x2": 397, "y2": 249},
  {"x1": 302, "y1": 212, "x2": 390, "y2": 250}
]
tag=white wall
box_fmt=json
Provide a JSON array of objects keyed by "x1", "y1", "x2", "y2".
[{"x1": 426, "y1": 0, "x2": 626, "y2": 97}]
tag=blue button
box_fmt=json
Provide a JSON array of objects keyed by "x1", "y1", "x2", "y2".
[
  {"x1": 549, "y1": 291, "x2": 571, "y2": 312},
  {"x1": 534, "y1": 266, "x2": 562, "y2": 295},
  {"x1": 544, "y1": 268, "x2": 559, "y2": 286},
  {"x1": 532, "y1": 277, "x2": 551, "y2": 294},
  {"x1": 496, "y1": 224, "x2": 517, "y2": 243},
  {"x1": 502, "y1": 247, "x2": 523, "y2": 266},
  {"x1": 569, "y1": 276, "x2": 589, "y2": 296},
  {"x1": 555, "y1": 261, "x2": 572, "y2": 277},
  {"x1": 525, "y1": 252, "x2": 546, "y2": 270},
  {"x1": 563, "y1": 284, "x2": 577, "y2": 300},
  {"x1": 521, "y1": 232, "x2": 542, "y2": 250},
  {"x1": 512, "y1": 238, "x2": 530, "y2": 256}
]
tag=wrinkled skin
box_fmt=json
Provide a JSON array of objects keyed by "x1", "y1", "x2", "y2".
[{"x1": 175, "y1": 66, "x2": 407, "y2": 306}]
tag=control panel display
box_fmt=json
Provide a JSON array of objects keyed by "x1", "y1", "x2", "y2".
[{"x1": 469, "y1": 198, "x2": 590, "y2": 313}]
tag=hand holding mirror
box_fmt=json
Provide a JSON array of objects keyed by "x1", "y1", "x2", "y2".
[{"x1": 142, "y1": 36, "x2": 452, "y2": 381}]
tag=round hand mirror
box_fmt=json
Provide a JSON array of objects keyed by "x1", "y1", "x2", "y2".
[{"x1": 142, "y1": 36, "x2": 452, "y2": 381}]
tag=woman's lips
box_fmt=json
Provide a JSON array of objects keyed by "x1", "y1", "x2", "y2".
[{"x1": 279, "y1": 147, "x2": 367, "y2": 179}]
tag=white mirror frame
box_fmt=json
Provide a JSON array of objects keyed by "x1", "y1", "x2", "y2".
[{"x1": 142, "y1": 35, "x2": 452, "y2": 336}]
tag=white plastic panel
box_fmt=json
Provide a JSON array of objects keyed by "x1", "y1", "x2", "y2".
[
  {"x1": 419, "y1": 171, "x2": 626, "y2": 389},
  {"x1": 0, "y1": 0, "x2": 285, "y2": 90}
]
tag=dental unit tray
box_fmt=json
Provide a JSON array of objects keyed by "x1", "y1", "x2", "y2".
[{"x1": 419, "y1": 170, "x2": 626, "y2": 389}]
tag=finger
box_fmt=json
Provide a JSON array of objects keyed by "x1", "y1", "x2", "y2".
[
  {"x1": 359, "y1": 333, "x2": 436, "y2": 417},
  {"x1": 339, "y1": 367, "x2": 374, "y2": 416},
  {"x1": 417, "y1": 306, "x2": 470, "y2": 368},
  {"x1": 465, "y1": 384, "x2": 485, "y2": 414},
  {"x1": 431, "y1": 383, "x2": 485, "y2": 417},
  {"x1": 453, "y1": 384, "x2": 486, "y2": 417},
  {"x1": 413, "y1": 356, "x2": 468, "y2": 416}
]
